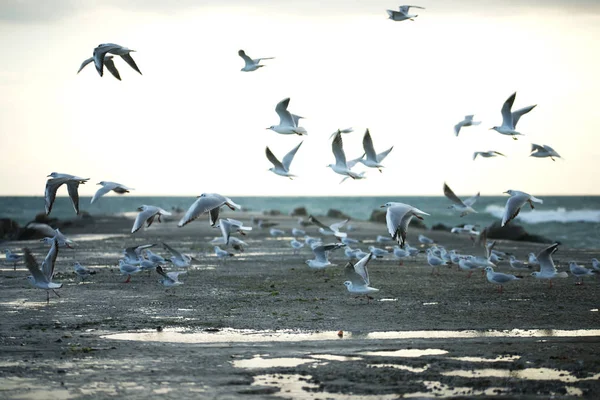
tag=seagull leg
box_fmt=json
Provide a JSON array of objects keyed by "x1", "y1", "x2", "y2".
[
  {"x1": 47, "y1": 291, "x2": 50, "y2": 304},
  {"x1": 53, "y1": 290, "x2": 60, "y2": 298},
  {"x1": 123, "y1": 274, "x2": 131, "y2": 284},
  {"x1": 549, "y1": 280, "x2": 553, "y2": 289},
  {"x1": 467, "y1": 271, "x2": 473, "y2": 279},
  {"x1": 512, "y1": 136, "x2": 518, "y2": 140}
]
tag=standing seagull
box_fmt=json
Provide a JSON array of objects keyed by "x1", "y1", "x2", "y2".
[
  {"x1": 45, "y1": 172, "x2": 90, "y2": 215},
  {"x1": 568, "y1": 262, "x2": 595, "y2": 285},
  {"x1": 93, "y1": 43, "x2": 142, "y2": 77},
  {"x1": 491, "y1": 92, "x2": 536, "y2": 140},
  {"x1": 531, "y1": 243, "x2": 568, "y2": 287},
  {"x1": 328, "y1": 131, "x2": 365, "y2": 181},
  {"x1": 78, "y1": 55, "x2": 121, "y2": 80},
  {"x1": 485, "y1": 266, "x2": 520, "y2": 293},
  {"x1": 4, "y1": 249, "x2": 22, "y2": 271},
  {"x1": 267, "y1": 98, "x2": 307, "y2": 136},
  {"x1": 473, "y1": 151, "x2": 505, "y2": 161},
  {"x1": 454, "y1": 115, "x2": 481, "y2": 136},
  {"x1": 178, "y1": 193, "x2": 241, "y2": 227},
  {"x1": 238, "y1": 49, "x2": 274, "y2": 72},
  {"x1": 156, "y1": 266, "x2": 186, "y2": 288},
  {"x1": 344, "y1": 253, "x2": 379, "y2": 300},
  {"x1": 23, "y1": 239, "x2": 61, "y2": 304},
  {"x1": 356, "y1": 129, "x2": 394, "y2": 172},
  {"x1": 443, "y1": 183, "x2": 479, "y2": 217},
  {"x1": 381, "y1": 202, "x2": 430, "y2": 248},
  {"x1": 162, "y1": 243, "x2": 192, "y2": 268},
  {"x1": 91, "y1": 181, "x2": 134, "y2": 204},
  {"x1": 386, "y1": 5, "x2": 425, "y2": 21},
  {"x1": 266, "y1": 141, "x2": 303, "y2": 179},
  {"x1": 501, "y1": 190, "x2": 543, "y2": 227},
  {"x1": 131, "y1": 205, "x2": 172, "y2": 234},
  {"x1": 530, "y1": 144, "x2": 562, "y2": 161}
]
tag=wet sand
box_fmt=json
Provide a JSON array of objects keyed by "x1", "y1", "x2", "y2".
[{"x1": 1, "y1": 212, "x2": 599, "y2": 399}]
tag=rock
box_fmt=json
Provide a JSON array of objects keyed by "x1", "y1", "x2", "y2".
[
  {"x1": 290, "y1": 207, "x2": 307, "y2": 217},
  {"x1": 485, "y1": 221, "x2": 554, "y2": 244},
  {"x1": 263, "y1": 209, "x2": 281, "y2": 216},
  {"x1": 0, "y1": 218, "x2": 20, "y2": 240},
  {"x1": 327, "y1": 209, "x2": 350, "y2": 219},
  {"x1": 431, "y1": 223, "x2": 452, "y2": 231}
]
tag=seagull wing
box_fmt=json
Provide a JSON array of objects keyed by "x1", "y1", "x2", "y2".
[
  {"x1": 275, "y1": 98, "x2": 294, "y2": 127},
  {"x1": 45, "y1": 178, "x2": 67, "y2": 215},
  {"x1": 66, "y1": 181, "x2": 84, "y2": 215},
  {"x1": 376, "y1": 146, "x2": 394, "y2": 163},
  {"x1": 500, "y1": 92, "x2": 516, "y2": 128},
  {"x1": 132, "y1": 207, "x2": 157, "y2": 233},
  {"x1": 291, "y1": 114, "x2": 303, "y2": 127},
  {"x1": 92, "y1": 45, "x2": 109, "y2": 76},
  {"x1": 23, "y1": 248, "x2": 49, "y2": 283},
  {"x1": 511, "y1": 104, "x2": 536, "y2": 128},
  {"x1": 530, "y1": 143, "x2": 545, "y2": 153},
  {"x1": 178, "y1": 195, "x2": 226, "y2": 227},
  {"x1": 536, "y1": 243, "x2": 559, "y2": 275},
  {"x1": 353, "y1": 252, "x2": 373, "y2": 285},
  {"x1": 77, "y1": 57, "x2": 93, "y2": 74},
  {"x1": 265, "y1": 147, "x2": 284, "y2": 170},
  {"x1": 41, "y1": 238, "x2": 59, "y2": 280},
  {"x1": 344, "y1": 261, "x2": 367, "y2": 286},
  {"x1": 307, "y1": 215, "x2": 330, "y2": 231},
  {"x1": 346, "y1": 154, "x2": 365, "y2": 169},
  {"x1": 120, "y1": 53, "x2": 142, "y2": 75},
  {"x1": 91, "y1": 184, "x2": 114, "y2": 204},
  {"x1": 362, "y1": 129, "x2": 378, "y2": 162},
  {"x1": 162, "y1": 242, "x2": 183, "y2": 259},
  {"x1": 281, "y1": 141, "x2": 303, "y2": 171},
  {"x1": 443, "y1": 183, "x2": 466, "y2": 207},
  {"x1": 473, "y1": 152, "x2": 481, "y2": 160},
  {"x1": 454, "y1": 121, "x2": 465, "y2": 137},
  {"x1": 311, "y1": 245, "x2": 330, "y2": 263},
  {"x1": 502, "y1": 194, "x2": 528, "y2": 226},
  {"x1": 238, "y1": 50, "x2": 254, "y2": 67},
  {"x1": 219, "y1": 219, "x2": 232, "y2": 244},
  {"x1": 329, "y1": 219, "x2": 349, "y2": 232},
  {"x1": 463, "y1": 192, "x2": 480, "y2": 207},
  {"x1": 331, "y1": 132, "x2": 348, "y2": 167},
  {"x1": 103, "y1": 56, "x2": 122, "y2": 81}
]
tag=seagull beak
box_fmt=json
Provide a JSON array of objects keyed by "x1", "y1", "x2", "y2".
[
  {"x1": 96, "y1": 183, "x2": 101, "y2": 185},
  {"x1": 380, "y1": 205, "x2": 386, "y2": 208}
]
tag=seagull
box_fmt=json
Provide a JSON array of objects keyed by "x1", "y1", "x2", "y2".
[
  {"x1": 211, "y1": 236, "x2": 247, "y2": 252},
  {"x1": 144, "y1": 250, "x2": 167, "y2": 265},
  {"x1": 427, "y1": 248, "x2": 448, "y2": 275},
  {"x1": 290, "y1": 239, "x2": 305, "y2": 254},
  {"x1": 308, "y1": 215, "x2": 349, "y2": 238},
  {"x1": 73, "y1": 262, "x2": 95, "y2": 281},
  {"x1": 162, "y1": 243, "x2": 192, "y2": 268},
  {"x1": 473, "y1": 151, "x2": 505, "y2": 161},
  {"x1": 78, "y1": 55, "x2": 121, "y2": 80},
  {"x1": 267, "y1": 98, "x2": 307, "y2": 136},
  {"x1": 131, "y1": 205, "x2": 172, "y2": 234},
  {"x1": 291, "y1": 228, "x2": 306, "y2": 237},
  {"x1": 4, "y1": 249, "x2": 22, "y2": 270},
  {"x1": 327, "y1": 131, "x2": 365, "y2": 181},
  {"x1": 454, "y1": 115, "x2": 481, "y2": 136},
  {"x1": 458, "y1": 257, "x2": 481, "y2": 278},
  {"x1": 393, "y1": 246, "x2": 410, "y2": 265},
  {"x1": 218, "y1": 218, "x2": 252, "y2": 245},
  {"x1": 491, "y1": 92, "x2": 537, "y2": 140},
  {"x1": 355, "y1": 129, "x2": 393, "y2": 172},
  {"x1": 450, "y1": 225, "x2": 480, "y2": 238},
  {"x1": 528, "y1": 252, "x2": 540, "y2": 266},
  {"x1": 119, "y1": 259, "x2": 141, "y2": 283},
  {"x1": 376, "y1": 235, "x2": 394, "y2": 243},
  {"x1": 418, "y1": 234, "x2": 434, "y2": 245},
  {"x1": 530, "y1": 144, "x2": 562, "y2": 161},
  {"x1": 508, "y1": 255, "x2": 532, "y2": 271},
  {"x1": 501, "y1": 190, "x2": 543, "y2": 227},
  {"x1": 40, "y1": 228, "x2": 76, "y2": 249},
  {"x1": 305, "y1": 243, "x2": 345, "y2": 270},
  {"x1": 156, "y1": 265, "x2": 186, "y2": 288},
  {"x1": 485, "y1": 267, "x2": 520, "y2": 293},
  {"x1": 443, "y1": 183, "x2": 479, "y2": 217},
  {"x1": 386, "y1": 5, "x2": 425, "y2": 21},
  {"x1": 214, "y1": 246, "x2": 234, "y2": 261},
  {"x1": 266, "y1": 141, "x2": 303, "y2": 179},
  {"x1": 93, "y1": 43, "x2": 141, "y2": 77},
  {"x1": 178, "y1": 193, "x2": 241, "y2": 227},
  {"x1": 368, "y1": 246, "x2": 389, "y2": 258},
  {"x1": 328, "y1": 127, "x2": 354, "y2": 139},
  {"x1": 91, "y1": 181, "x2": 134, "y2": 204},
  {"x1": 381, "y1": 202, "x2": 430, "y2": 248},
  {"x1": 569, "y1": 262, "x2": 595, "y2": 285},
  {"x1": 344, "y1": 253, "x2": 379, "y2": 299},
  {"x1": 341, "y1": 237, "x2": 359, "y2": 246},
  {"x1": 592, "y1": 258, "x2": 600, "y2": 272},
  {"x1": 123, "y1": 244, "x2": 155, "y2": 265},
  {"x1": 45, "y1": 172, "x2": 90, "y2": 215},
  {"x1": 23, "y1": 239, "x2": 61, "y2": 303},
  {"x1": 238, "y1": 49, "x2": 274, "y2": 72},
  {"x1": 531, "y1": 243, "x2": 568, "y2": 287}
]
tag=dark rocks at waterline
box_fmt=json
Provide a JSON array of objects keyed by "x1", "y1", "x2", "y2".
[
  {"x1": 485, "y1": 222, "x2": 555, "y2": 244},
  {"x1": 327, "y1": 209, "x2": 351, "y2": 220},
  {"x1": 0, "y1": 218, "x2": 20, "y2": 240},
  {"x1": 431, "y1": 223, "x2": 452, "y2": 231},
  {"x1": 368, "y1": 210, "x2": 426, "y2": 229},
  {"x1": 263, "y1": 210, "x2": 282, "y2": 216},
  {"x1": 290, "y1": 207, "x2": 308, "y2": 217}
]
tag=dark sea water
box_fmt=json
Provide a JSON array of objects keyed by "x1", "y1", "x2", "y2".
[{"x1": 1, "y1": 196, "x2": 599, "y2": 249}]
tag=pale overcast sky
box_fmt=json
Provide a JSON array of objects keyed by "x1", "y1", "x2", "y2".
[{"x1": 0, "y1": 1, "x2": 599, "y2": 197}]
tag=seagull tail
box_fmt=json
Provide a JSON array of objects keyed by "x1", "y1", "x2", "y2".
[{"x1": 530, "y1": 196, "x2": 543, "y2": 204}]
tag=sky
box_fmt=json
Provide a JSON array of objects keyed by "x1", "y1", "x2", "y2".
[{"x1": 1, "y1": 1, "x2": 599, "y2": 197}]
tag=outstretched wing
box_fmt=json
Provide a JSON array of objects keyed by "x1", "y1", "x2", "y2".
[
  {"x1": 500, "y1": 92, "x2": 516, "y2": 128},
  {"x1": 463, "y1": 192, "x2": 480, "y2": 207},
  {"x1": 238, "y1": 49, "x2": 254, "y2": 67},
  {"x1": 536, "y1": 243, "x2": 559, "y2": 275},
  {"x1": 362, "y1": 129, "x2": 378, "y2": 162},
  {"x1": 265, "y1": 147, "x2": 284, "y2": 170},
  {"x1": 344, "y1": 261, "x2": 367, "y2": 286},
  {"x1": 353, "y1": 252, "x2": 373, "y2": 285},
  {"x1": 376, "y1": 146, "x2": 394, "y2": 163},
  {"x1": 281, "y1": 141, "x2": 303, "y2": 171},
  {"x1": 275, "y1": 98, "x2": 294, "y2": 127},
  {"x1": 120, "y1": 53, "x2": 142, "y2": 75},
  {"x1": 511, "y1": 104, "x2": 536, "y2": 128},
  {"x1": 308, "y1": 215, "x2": 329, "y2": 231},
  {"x1": 41, "y1": 238, "x2": 59, "y2": 280},
  {"x1": 103, "y1": 56, "x2": 122, "y2": 81},
  {"x1": 23, "y1": 248, "x2": 48, "y2": 283},
  {"x1": 331, "y1": 132, "x2": 348, "y2": 167},
  {"x1": 443, "y1": 183, "x2": 466, "y2": 207},
  {"x1": 502, "y1": 194, "x2": 527, "y2": 227}
]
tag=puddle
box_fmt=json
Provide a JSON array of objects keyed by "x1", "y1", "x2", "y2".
[
  {"x1": 449, "y1": 355, "x2": 521, "y2": 363},
  {"x1": 0, "y1": 377, "x2": 74, "y2": 399},
  {"x1": 368, "y1": 364, "x2": 429, "y2": 373},
  {"x1": 69, "y1": 234, "x2": 126, "y2": 242},
  {"x1": 102, "y1": 327, "x2": 600, "y2": 344},
  {"x1": 379, "y1": 298, "x2": 398, "y2": 302},
  {"x1": 404, "y1": 380, "x2": 507, "y2": 398},
  {"x1": 362, "y1": 349, "x2": 448, "y2": 358},
  {"x1": 233, "y1": 356, "x2": 315, "y2": 370},
  {"x1": 442, "y1": 368, "x2": 600, "y2": 383},
  {"x1": 310, "y1": 355, "x2": 362, "y2": 362},
  {"x1": 422, "y1": 302, "x2": 439, "y2": 306},
  {"x1": 252, "y1": 374, "x2": 398, "y2": 400}
]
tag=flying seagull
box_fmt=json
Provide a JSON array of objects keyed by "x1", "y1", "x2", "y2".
[
  {"x1": 91, "y1": 181, "x2": 134, "y2": 204},
  {"x1": 267, "y1": 98, "x2": 307, "y2": 135},
  {"x1": 45, "y1": 172, "x2": 90, "y2": 215},
  {"x1": 501, "y1": 190, "x2": 543, "y2": 227},
  {"x1": 78, "y1": 55, "x2": 121, "y2": 80},
  {"x1": 491, "y1": 92, "x2": 536, "y2": 140},
  {"x1": 23, "y1": 238, "x2": 61, "y2": 304},
  {"x1": 386, "y1": 5, "x2": 425, "y2": 21},
  {"x1": 266, "y1": 141, "x2": 303, "y2": 179},
  {"x1": 454, "y1": 115, "x2": 481, "y2": 136},
  {"x1": 238, "y1": 49, "x2": 274, "y2": 72},
  {"x1": 443, "y1": 182, "x2": 479, "y2": 217},
  {"x1": 178, "y1": 193, "x2": 241, "y2": 227},
  {"x1": 93, "y1": 43, "x2": 142, "y2": 77}
]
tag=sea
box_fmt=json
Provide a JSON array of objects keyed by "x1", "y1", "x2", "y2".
[{"x1": 1, "y1": 196, "x2": 599, "y2": 249}]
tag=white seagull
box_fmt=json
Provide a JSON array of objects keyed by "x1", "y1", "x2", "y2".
[
  {"x1": 267, "y1": 98, "x2": 307, "y2": 136},
  {"x1": 73, "y1": 262, "x2": 95, "y2": 281},
  {"x1": 123, "y1": 244, "x2": 155, "y2": 265},
  {"x1": 386, "y1": 5, "x2": 425, "y2": 21},
  {"x1": 78, "y1": 55, "x2": 121, "y2": 80},
  {"x1": 443, "y1": 182, "x2": 479, "y2": 217},
  {"x1": 45, "y1": 172, "x2": 90, "y2": 215},
  {"x1": 328, "y1": 127, "x2": 354, "y2": 139},
  {"x1": 531, "y1": 243, "x2": 568, "y2": 287},
  {"x1": 308, "y1": 215, "x2": 349, "y2": 238},
  {"x1": 454, "y1": 115, "x2": 481, "y2": 136},
  {"x1": 93, "y1": 43, "x2": 142, "y2": 77},
  {"x1": 119, "y1": 259, "x2": 142, "y2": 283},
  {"x1": 305, "y1": 243, "x2": 345, "y2": 270},
  {"x1": 162, "y1": 243, "x2": 192, "y2": 268},
  {"x1": 491, "y1": 92, "x2": 537, "y2": 140},
  {"x1": 382, "y1": 202, "x2": 430, "y2": 248},
  {"x1": 501, "y1": 190, "x2": 543, "y2": 227},
  {"x1": 569, "y1": 262, "x2": 595, "y2": 285},
  {"x1": 485, "y1": 266, "x2": 520, "y2": 293},
  {"x1": 328, "y1": 131, "x2": 365, "y2": 181},
  {"x1": 178, "y1": 193, "x2": 241, "y2": 227},
  {"x1": 40, "y1": 228, "x2": 76, "y2": 249},
  {"x1": 4, "y1": 249, "x2": 23, "y2": 271},
  {"x1": 23, "y1": 239, "x2": 61, "y2": 303},
  {"x1": 91, "y1": 181, "x2": 134, "y2": 204},
  {"x1": 238, "y1": 49, "x2": 274, "y2": 72},
  {"x1": 214, "y1": 246, "x2": 234, "y2": 261},
  {"x1": 530, "y1": 144, "x2": 562, "y2": 161},
  {"x1": 266, "y1": 141, "x2": 303, "y2": 179},
  {"x1": 473, "y1": 151, "x2": 505, "y2": 161},
  {"x1": 156, "y1": 265, "x2": 186, "y2": 288},
  {"x1": 290, "y1": 239, "x2": 305, "y2": 254},
  {"x1": 218, "y1": 218, "x2": 252, "y2": 245},
  {"x1": 131, "y1": 205, "x2": 172, "y2": 234},
  {"x1": 344, "y1": 253, "x2": 379, "y2": 299},
  {"x1": 355, "y1": 129, "x2": 394, "y2": 172}
]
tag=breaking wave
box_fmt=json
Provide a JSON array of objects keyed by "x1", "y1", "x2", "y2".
[{"x1": 485, "y1": 205, "x2": 600, "y2": 224}]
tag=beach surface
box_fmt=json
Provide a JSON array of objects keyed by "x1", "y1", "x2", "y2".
[{"x1": 1, "y1": 211, "x2": 599, "y2": 399}]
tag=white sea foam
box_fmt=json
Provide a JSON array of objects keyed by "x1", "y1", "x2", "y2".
[{"x1": 485, "y1": 205, "x2": 600, "y2": 224}]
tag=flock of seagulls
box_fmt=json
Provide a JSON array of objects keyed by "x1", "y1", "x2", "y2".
[{"x1": 3, "y1": 5, "x2": 590, "y2": 304}]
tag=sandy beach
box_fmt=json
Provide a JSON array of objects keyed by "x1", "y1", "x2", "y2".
[{"x1": 1, "y1": 211, "x2": 599, "y2": 399}]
